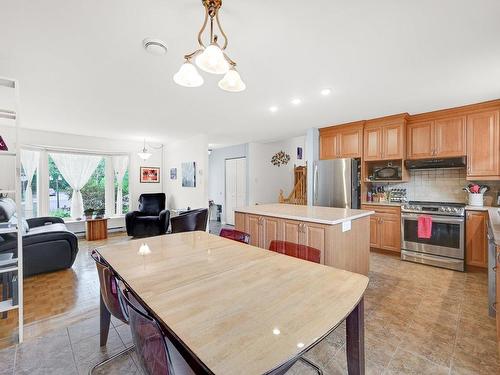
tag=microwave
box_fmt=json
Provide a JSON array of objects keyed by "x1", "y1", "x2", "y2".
[{"x1": 373, "y1": 166, "x2": 400, "y2": 180}]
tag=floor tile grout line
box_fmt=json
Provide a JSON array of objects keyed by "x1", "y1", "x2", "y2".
[{"x1": 66, "y1": 327, "x2": 79, "y2": 374}]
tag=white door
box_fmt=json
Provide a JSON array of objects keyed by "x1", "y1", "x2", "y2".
[{"x1": 225, "y1": 157, "x2": 246, "y2": 225}]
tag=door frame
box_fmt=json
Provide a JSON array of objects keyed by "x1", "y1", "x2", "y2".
[{"x1": 224, "y1": 157, "x2": 247, "y2": 225}]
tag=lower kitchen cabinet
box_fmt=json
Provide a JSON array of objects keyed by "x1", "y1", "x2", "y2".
[
  {"x1": 362, "y1": 204, "x2": 401, "y2": 253},
  {"x1": 466, "y1": 210, "x2": 488, "y2": 268},
  {"x1": 496, "y1": 245, "x2": 500, "y2": 344}
]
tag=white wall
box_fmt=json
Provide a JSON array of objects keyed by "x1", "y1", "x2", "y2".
[
  {"x1": 164, "y1": 134, "x2": 209, "y2": 210},
  {"x1": 248, "y1": 136, "x2": 306, "y2": 205},
  {"x1": 0, "y1": 124, "x2": 165, "y2": 231},
  {"x1": 208, "y1": 144, "x2": 248, "y2": 222}
]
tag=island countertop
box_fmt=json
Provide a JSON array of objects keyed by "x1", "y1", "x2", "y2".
[{"x1": 234, "y1": 203, "x2": 374, "y2": 225}]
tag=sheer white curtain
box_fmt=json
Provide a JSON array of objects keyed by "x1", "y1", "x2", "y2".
[
  {"x1": 21, "y1": 149, "x2": 40, "y2": 218},
  {"x1": 112, "y1": 155, "x2": 128, "y2": 215},
  {"x1": 50, "y1": 153, "x2": 102, "y2": 218}
]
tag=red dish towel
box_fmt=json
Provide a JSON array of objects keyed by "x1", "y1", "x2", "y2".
[{"x1": 418, "y1": 215, "x2": 433, "y2": 239}]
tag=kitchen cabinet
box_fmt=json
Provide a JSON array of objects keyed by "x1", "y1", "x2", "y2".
[
  {"x1": 262, "y1": 216, "x2": 280, "y2": 250},
  {"x1": 363, "y1": 116, "x2": 406, "y2": 161},
  {"x1": 407, "y1": 116, "x2": 466, "y2": 159},
  {"x1": 319, "y1": 122, "x2": 363, "y2": 159},
  {"x1": 467, "y1": 110, "x2": 500, "y2": 178},
  {"x1": 496, "y1": 245, "x2": 500, "y2": 344},
  {"x1": 466, "y1": 210, "x2": 488, "y2": 268},
  {"x1": 362, "y1": 204, "x2": 401, "y2": 253},
  {"x1": 245, "y1": 214, "x2": 262, "y2": 247}
]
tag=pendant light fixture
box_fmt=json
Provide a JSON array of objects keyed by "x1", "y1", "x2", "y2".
[
  {"x1": 137, "y1": 139, "x2": 152, "y2": 160},
  {"x1": 174, "y1": 0, "x2": 246, "y2": 92}
]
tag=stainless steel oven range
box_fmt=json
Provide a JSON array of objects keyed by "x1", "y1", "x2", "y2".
[{"x1": 400, "y1": 201, "x2": 465, "y2": 271}]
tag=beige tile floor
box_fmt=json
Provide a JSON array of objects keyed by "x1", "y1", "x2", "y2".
[{"x1": 0, "y1": 233, "x2": 499, "y2": 374}]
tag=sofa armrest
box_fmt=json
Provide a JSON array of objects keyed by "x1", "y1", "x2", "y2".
[
  {"x1": 159, "y1": 209, "x2": 170, "y2": 233},
  {"x1": 27, "y1": 217, "x2": 65, "y2": 229}
]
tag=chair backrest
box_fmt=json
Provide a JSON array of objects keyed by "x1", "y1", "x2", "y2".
[
  {"x1": 219, "y1": 228, "x2": 250, "y2": 244},
  {"x1": 139, "y1": 193, "x2": 166, "y2": 215},
  {"x1": 268, "y1": 240, "x2": 321, "y2": 263},
  {"x1": 91, "y1": 250, "x2": 128, "y2": 324},
  {"x1": 170, "y1": 209, "x2": 208, "y2": 234},
  {"x1": 120, "y1": 289, "x2": 171, "y2": 375}
]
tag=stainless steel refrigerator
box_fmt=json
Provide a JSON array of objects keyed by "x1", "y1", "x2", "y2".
[{"x1": 312, "y1": 158, "x2": 361, "y2": 209}]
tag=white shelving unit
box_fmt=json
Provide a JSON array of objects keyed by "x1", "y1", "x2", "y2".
[{"x1": 0, "y1": 77, "x2": 23, "y2": 343}]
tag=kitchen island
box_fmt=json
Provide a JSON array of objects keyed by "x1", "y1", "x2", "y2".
[{"x1": 234, "y1": 203, "x2": 374, "y2": 275}]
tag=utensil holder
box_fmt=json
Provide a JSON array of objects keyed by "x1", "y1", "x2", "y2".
[{"x1": 468, "y1": 193, "x2": 484, "y2": 207}]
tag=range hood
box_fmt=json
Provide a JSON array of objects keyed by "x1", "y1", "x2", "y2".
[{"x1": 405, "y1": 156, "x2": 466, "y2": 169}]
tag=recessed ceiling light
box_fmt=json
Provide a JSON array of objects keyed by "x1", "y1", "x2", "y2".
[
  {"x1": 291, "y1": 98, "x2": 302, "y2": 105},
  {"x1": 321, "y1": 88, "x2": 332, "y2": 96},
  {"x1": 143, "y1": 38, "x2": 168, "y2": 55},
  {"x1": 269, "y1": 106, "x2": 278, "y2": 113}
]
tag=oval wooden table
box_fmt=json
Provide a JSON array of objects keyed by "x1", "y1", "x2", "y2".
[{"x1": 96, "y1": 231, "x2": 369, "y2": 375}]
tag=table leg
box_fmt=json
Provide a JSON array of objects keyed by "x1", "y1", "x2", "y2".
[
  {"x1": 346, "y1": 297, "x2": 365, "y2": 375},
  {"x1": 100, "y1": 293, "x2": 111, "y2": 347}
]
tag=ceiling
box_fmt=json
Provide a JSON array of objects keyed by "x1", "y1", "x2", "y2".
[{"x1": 1, "y1": 0, "x2": 499, "y2": 148}]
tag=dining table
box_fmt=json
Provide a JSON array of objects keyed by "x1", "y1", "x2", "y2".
[{"x1": 96, "y1": 231, "x2": 369, "y2": 375}]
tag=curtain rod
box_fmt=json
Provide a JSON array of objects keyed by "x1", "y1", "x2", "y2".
[{"x1": 21, "y1": 143, "x2": 130, "y2": 157}]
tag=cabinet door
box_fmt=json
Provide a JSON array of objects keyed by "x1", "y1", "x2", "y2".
[
  {"x1": 282, "y1": 219, "x2": 302, "y2": 245},
  {"x1": 234, "y1": 212, "x2": 245, "y2": 232},
  {"x1": 466, "y1": 211, "x2": 488, "y2": 268},
  {"x1": 363, "y1": 127, "x2": 382, "y2": 161},
  {"x1": 338, "y1": 127, "x2": 362, "y2": 158},
  {"x1": 262, "y1": 216, "x2": 280, "y2": 250},
  {"x1": 496, "y1": 246, "x2": 500, "y2": 342},
  {"x1": 434, "y1": 116, "x2": 466, "y2": 157},
  {"x1": 369, "y1": 216, "x2": 380, "y2": 248},
  {"x1": 379, "y1": 214, "x2": 401, "y2": 252},
  {"x1": 246, "y1": 214, "x2": 261, "y2": 247},
  {"x1": 302, "y1": 223, "x2": 326, "y2": 263},
  {"x1": 382, "y1": 123, "x2": 404, "y2": 160},
  {"x1": 320, "y1": 133, "x2": 338, "y2": 159},
  {"x1": 467, "y1": 110, "x2": 500, "y2": 177},
  {"x1": 407, "y1": 121, "x2": 434, "y2": 159}
]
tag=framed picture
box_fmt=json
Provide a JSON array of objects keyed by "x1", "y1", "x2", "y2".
[
  {"x1": 181, "y1": 162, "x2": 196, "y2": 187},
  {"x1": 297, "y1": 146, "x2": 303, "y2": 160},
  {"x1": 140, "y1": 167, "x2": 160, "y2": 183},
  {"x1": 170, "y1": 168, "x2": 177, "y2": 180}
]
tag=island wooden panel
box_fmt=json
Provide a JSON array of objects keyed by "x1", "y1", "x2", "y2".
[
  {"x1": 235, "y1": 212, "x2": 370, "y2": 275},
  {"x1": 97, "y1": 232, "x2": 369, "y2": 375}
]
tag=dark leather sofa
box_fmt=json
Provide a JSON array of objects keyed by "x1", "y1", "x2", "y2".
[
  {"x1": 125, "y1": 193, "x2": 170, "y2": 237},
  {"x1": 0, "y1": 198, "x2": 79, "y2": 277}
]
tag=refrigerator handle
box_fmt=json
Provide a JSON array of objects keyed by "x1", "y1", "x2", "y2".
[{"x1": 313, "y1": 162, "x2": 318, "y2": 205}]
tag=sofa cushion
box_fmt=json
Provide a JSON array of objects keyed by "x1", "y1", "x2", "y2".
[
  {"x1": 27, "y1": 223, "x2": 68, "y2": 236},
  {"x1": 0, "y1": 198, "x2": 16, "y2": 222}
]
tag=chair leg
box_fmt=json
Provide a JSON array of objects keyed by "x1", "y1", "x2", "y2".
[
  {"x1": 298, "y1": 357, "x2": 323, "y2": 375},
  {"x1": 99, "y1": 293, "x2": 111, "y2": 346},
  {"x1": 88, "y1": 345, "x2": 135, "y2": 375}
]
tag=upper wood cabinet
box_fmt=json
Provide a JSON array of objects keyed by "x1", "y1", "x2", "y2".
[
  {"x1": 363, "y1": 115, "x2": 406, "y2": 161},
  {"x1": 467, "y1": 110, "x2": 500, "y2": 178},
  {"x1": 319, "y1": 122, "x2": 364, "y2": 159},
  {"x1": 407, "y1": 116, "x2": 466, "y2": 159}
]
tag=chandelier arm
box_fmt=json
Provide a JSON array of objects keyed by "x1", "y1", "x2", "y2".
[
  {"x1": 223, "y1": 52, "x2": 236, "y2": 67},
  {"x1": 215, "y1": 10, "x2": 228, "y2": 50},
  {"x1": 197, "y1": 7, "x2": 209, "y2": 48},
  {"x1": 183, "y1": 49, "x2": 203, "y2": 61}
]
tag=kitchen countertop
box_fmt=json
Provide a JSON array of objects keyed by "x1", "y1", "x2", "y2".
[
  {"x1": 466, "y1": 206, "x2": 500, "y2": 246},
  {"x1": 235, "y1": 203, "x2": 374, "y2": 225}
]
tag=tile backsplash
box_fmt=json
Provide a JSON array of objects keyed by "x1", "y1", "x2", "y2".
[{"x1": 372, "y1": 168, "x2": 500, "y2": 205}]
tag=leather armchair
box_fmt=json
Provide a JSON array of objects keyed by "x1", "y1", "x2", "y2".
[
  {"x1": 170, "y1": 208, "x2": 208, "y2": 234},
  {"x1": 125, "y1": 193, "x2": 170, "y2": 237}
]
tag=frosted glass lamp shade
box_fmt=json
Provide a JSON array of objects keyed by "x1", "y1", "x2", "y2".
[
  {"x1": 195, "y1": 44, "x2": 229, "y2": 74},
  {"x1": 218, "y1": 68, "x2": 246, "y2": 92},
  {"x1": 173, "y1": 62, "x2": 204, "y2": 87},
  {"x1": 137, "y1": 150, "x2": 152, "y2": 160}
]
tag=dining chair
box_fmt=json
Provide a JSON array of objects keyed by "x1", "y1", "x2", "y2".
[
  {"x1": 268, "y1": 240, "x2": 321, "y2": 264},
  {"x1": 170, "y1": 208, "x2": 208, "y2": 233},
  {"x1": 219, "y1": 228, "x2": 250, "y2": 244},
  {"x1": 90, "y1": 250, "x2": 135, "y2": 375},
  {"x1": 120, "y1": 288, "x2": 173, "y2": 375}
]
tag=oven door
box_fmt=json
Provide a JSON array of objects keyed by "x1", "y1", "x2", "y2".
[{"x1": 401, "y1": 213, "x2": 464, "y2": 259}]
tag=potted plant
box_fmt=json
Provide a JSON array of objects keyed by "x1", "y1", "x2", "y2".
[{"x1": 84, "y1": 208, "x2": 94, "y2": 220}]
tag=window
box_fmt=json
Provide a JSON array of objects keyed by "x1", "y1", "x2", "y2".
[
  {"x1": 115, "y1": 169, "x2": 129, "y2": 214},
  {"x1": 20, "y1": 149, "x2": 40, "y2": 218},
  {"x1": 48, "y1": 155, "x2": 74, "y2": 218},
  {"x1": 81, "y1": 158, "x2": 106, "y2": 216}
]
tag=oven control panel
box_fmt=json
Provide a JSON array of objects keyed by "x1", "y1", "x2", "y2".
[{"x1": 402, "y1": 203, "x2": 465, "y2": 217}]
